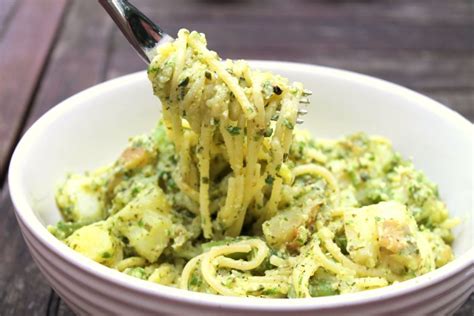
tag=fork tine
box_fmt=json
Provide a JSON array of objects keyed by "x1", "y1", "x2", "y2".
[
  {"x1": 299, "y1": 97, "x2": 310, "y2": 104},
  {"x1": 297, "y1": 108, "x2": 308, "y2": 115},
  {"x1": 296, "y1": 117, "x2": 304, "y2": 124}
]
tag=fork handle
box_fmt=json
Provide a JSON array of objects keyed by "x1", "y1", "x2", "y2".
[{"x1": 98, "y1": 0, "x2": 171, "y2": 64}]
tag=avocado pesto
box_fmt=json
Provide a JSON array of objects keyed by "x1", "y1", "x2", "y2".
[{"x1": 49, "y1": 29, "x2": 458, "y2": 298}]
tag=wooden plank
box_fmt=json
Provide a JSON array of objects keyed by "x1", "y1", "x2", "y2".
[
  {"x1": 131, "y1": 0, "x2": 473, "y2": 53},
  {"x1": 0, "y1": 188, "x2": 52, "y2": 316},
  {"x1": 134, "y1": 0, "x2": 473, "y2": 24},
  {"x1": 0, "y1": 0, "x2": 69, "y2": 183},
  {"x1": 456, "y1": 294, "x2": 474, "y2": 316},
  {"x1": 56, "y1": 296, "x2": 72, "y2": 316},
  {"x1": 105, "y1": 28, "x2": 144, "y2": 80},
  {"x1": 0, "y1": 0, "x2": 19, "y2": 39},
  {"x1": 314, "y1": 53, "x2": 474, "y2": 91},
  {"x1": 46, "y1": 290, "x2": 61, "y2": 316},
  {"x1": 106, "y1": 0, "x2": 474, "y2": 66},
  {"x1": 424, "y1": 90, "x2": 474, "y2": 122},
  {"x1": 106, "y1": 0, "x2": 474, "y2": 77},
  {"x1": 23, "y1": 0, "x2": 114, "y2": 128}
]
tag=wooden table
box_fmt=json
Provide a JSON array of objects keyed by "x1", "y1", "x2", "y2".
[{"x1": 1, "y1": 0, "x2": 472, "y2": 314}]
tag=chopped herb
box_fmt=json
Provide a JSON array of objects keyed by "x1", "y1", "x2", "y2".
[
  {"x1": 138, "y1": 219, "x2": 144, "y2": 228},
  {"x1": 190, "y1": 274, "x2": 202, "y2": 287},
  {"x1": 263, "y1": 288, "x2": 280, "y2": 296},
  {"x1": 205, "y1": 71, "x2": 212, "y2": 80},
  {"x1": 262, "y1": 80, "x2": 274, "y2": 98},
  {"x1": 282, "y1": 119, "x2": 294, "y2": 130},
  {"x1": 178, "y1": 77, "x2": 189, "y2": 87},
  {"x1": 226, "y1": 126, "x2": 241, "y2": 135},
  {"x1": 120, "y1": 236, "x2": 129, "y2": 245},
  {"x1": 309, "y1": 280, "x2": 339, "y2": 297},
  {"x1": 178, "y1": 87, "x2": 186, "y2": 100},
  {"x1": 125, "y1": 267, "x2": 147, "y2": 280},
  {"x1": 147, "y1": 66, "x2": 159, "y2": 74},
  {"x1": 271, "y1": 114, "x2": 279, "y2": 121},
  {"x1": 202, "y1": 177, "x2": 209, "y2": 184},
  {"x1": 263, "y1": 127, "x2": 273, "y2": 137},
  {"x1": 273, "y1": 85, "x2": 283, "y2": 95},
  {"x1": 50, "y1": 221, "x2": 86, "y2": 240},
  {"x1": 131, "y1": 187, "x2": 140, "y2": 197},
  {"x1": 102, "y1": 252, "x2": 112, "y2": 259},
  {"x1": 265, "y1": 175, "x2": 274, "y2": 185}
]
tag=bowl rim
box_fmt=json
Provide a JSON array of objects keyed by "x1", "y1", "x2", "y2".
[{"x1": 8, "y1": 60, "x2": 474, "y2": 311}]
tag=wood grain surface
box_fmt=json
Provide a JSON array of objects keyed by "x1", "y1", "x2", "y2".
[
  {"x1": 0, "y1": 0, "x2": 472, "y2": 315},
  {"x1": 0, "y1": 0, "x2": 68, "y2": 182}
]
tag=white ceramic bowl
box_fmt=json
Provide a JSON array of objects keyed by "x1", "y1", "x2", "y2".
[{"x1": 9, "y1": 61, "x2": 474, "y2": 315}]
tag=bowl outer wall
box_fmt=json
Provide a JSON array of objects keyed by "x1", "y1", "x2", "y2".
[{"x1": 8, "y1": 61, "x2": 474, "y2": 315}]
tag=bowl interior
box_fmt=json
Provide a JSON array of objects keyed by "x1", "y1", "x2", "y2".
[{"x1": 12, "y1": 61, "x2": 473, "y2": 257}]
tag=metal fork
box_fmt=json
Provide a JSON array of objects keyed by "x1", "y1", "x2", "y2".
[
  {"x1": 98, "y1": 0, "x2": 172, "y2": 63},
  {"x1": 98, "y1": 0, "x2": 309, "y2": 122}
]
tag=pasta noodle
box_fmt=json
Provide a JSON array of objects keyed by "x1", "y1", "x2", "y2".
[
  {"x1": 48, "y1": 29, "x2": 458, "y2": 298},
  {"x1": 148, "y1": 29, "x2": 303, "y2": 239}
]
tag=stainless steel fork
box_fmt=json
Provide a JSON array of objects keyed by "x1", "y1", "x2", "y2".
[
  {"x1": 98, "y1": 0, "x2": 172, "y2": 64},
  {"x1": 98, "y1": 0, "x2": 309, "y2": 121}
]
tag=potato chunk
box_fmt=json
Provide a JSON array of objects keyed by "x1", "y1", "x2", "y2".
[
  {"x1": 343, "y1": 206, "x2": 379, "y2": 268},
  {"x1": 65, "y1": 221, "x2": 122, "y2": 266},
  {"x1": 343, "y1": 201, "x2": 433, "y2": 273},
  {"x1": 111, "y1": 185, "x2": 172, "y2": 262},
  {"x1": 56, "y1": 173, "x2": 104, "y2": 223},
  {"x1": 263, "y1": 202, "x2": 319, "y2": 248}
]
